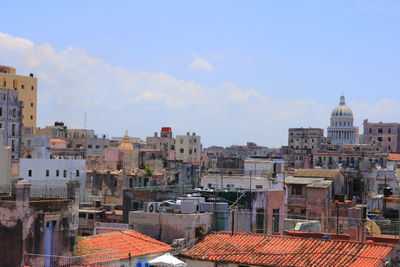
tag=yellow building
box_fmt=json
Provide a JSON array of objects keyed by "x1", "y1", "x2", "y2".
[{"x1": 0, "y1": 65, "x2": 37, "y2": 132}]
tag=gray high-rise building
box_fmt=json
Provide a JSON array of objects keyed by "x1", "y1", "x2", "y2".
[{"x1": 0, "y1": 88, "x2": 22, "y2": 158}]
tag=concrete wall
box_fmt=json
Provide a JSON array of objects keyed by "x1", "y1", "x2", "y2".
[
  {"x1": 201, "y1": 175, "x2": 283, "y2": 191},
  {"x1": 19, "y1": 158, "x2": 86, "y2": 193},
  {"x1": 129, "y1": 211, "x2": 212, "y2": 245},
  {"x1": 0, "y1": 129, "x2": 11, "y2": 184},
  {"x1": 0, "y1": 180, "x2": 79, "y2": 267},
  {"x1": 175, "y1": 133, "x2": 201, "y2": 161}
]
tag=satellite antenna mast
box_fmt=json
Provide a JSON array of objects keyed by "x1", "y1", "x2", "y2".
[{"x1": 84, "y1": 112, "x2": 87, "y2": 130}]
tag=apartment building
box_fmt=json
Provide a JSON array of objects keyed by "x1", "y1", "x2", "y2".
[{"x1": 0, "y1": 65, "x2": 37, "y2": 132}]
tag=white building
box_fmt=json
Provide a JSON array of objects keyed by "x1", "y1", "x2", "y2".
[
  {"x1": 175, "y1": 132, "x2": 202, "y2": 161},
  {"x1": 201, "y1": 159, "x2": 285, "y2": 190},
  {"x1": 327, "y1": 95, "x2": 358, "y2": 145},
  {"x1": 19, "y1": 158, "x2": 86, "y2": 193}
]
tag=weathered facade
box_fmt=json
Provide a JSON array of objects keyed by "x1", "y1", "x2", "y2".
[
  {"x1": 0, "y1": 180, "x2": 80, "y2": 267},
  {"x1": 0, "y1": 87, "x2": 22, "y2": 158},
  {"x1": 362, "y1": 119, "x2": 400, "y2": 153}
]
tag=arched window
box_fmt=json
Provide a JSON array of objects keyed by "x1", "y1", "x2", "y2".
[
  {"x1": 2, "y1": 78, "x2": 6, "y2": 87},
  {"x1": 12, "y1": 79, "x2": 18, "y2": 90}
]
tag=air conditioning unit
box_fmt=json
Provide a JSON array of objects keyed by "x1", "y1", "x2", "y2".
[
  {"x1": 180, "y1": 200, "x2": 198, "y2": 214},
  {"x1": 200, "y1": 202, "x2": 214, "y2": 212},
  {"x1": 143, "y1": 202, "x2": 157, "y2": 213}
]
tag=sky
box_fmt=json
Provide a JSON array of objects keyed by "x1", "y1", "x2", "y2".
[{"x1": 1, "y1": 1, "x2": 400, "y2": 147}]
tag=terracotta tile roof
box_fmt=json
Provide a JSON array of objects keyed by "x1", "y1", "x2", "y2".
[
  {"x1": 180, "y1": 232, "x2": 394, "y2": 267},
  {"x1": 294, "y1": 169, "x2": 342, "y2": 178},
  {"x1": 387, "y1": 154, "x2": 400, "y2": 161},
  {"x1": 50, "y1": 138, "x2": 67, "y2": 144},
  {"x1": 76, "y1": 230, "x2": 172, "y2": 264}
]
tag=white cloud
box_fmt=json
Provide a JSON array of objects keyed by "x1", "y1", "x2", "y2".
[
  {"x1": 187, "y1": 55, "x2": 213, "y2": 72},
  {"x1": 1, "y1": 32, "x2": 400, "y2": 147}
]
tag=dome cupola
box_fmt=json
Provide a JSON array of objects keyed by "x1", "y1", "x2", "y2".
[{"x1": 331, "y1": 95, "x2": 353, "y2": 117}]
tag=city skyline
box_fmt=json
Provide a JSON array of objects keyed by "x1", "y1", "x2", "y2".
[{"x1": 2, "y1": 1, "x2": 400, "y2": 147}]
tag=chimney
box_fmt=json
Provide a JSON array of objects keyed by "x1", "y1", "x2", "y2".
[
  {"x1": 15, "y1": 179, "x2": 31, "y2": 209},
  {"x1": 154, "y1": 132, "x2": 158, "y2": 137},
  {"x1": 347, "y1": 206, "x2": 366, "y2": 242}
]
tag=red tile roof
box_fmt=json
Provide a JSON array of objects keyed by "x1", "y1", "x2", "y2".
[
  {"x1": 181, "y1": 232, "x2": 394, "y2": 267},
  {"x1": 76, "y1": 230, "x2": 172, "y2": 264},
  {"x1": 387, "y1": 154, "x2": 400, "y2": 161}
]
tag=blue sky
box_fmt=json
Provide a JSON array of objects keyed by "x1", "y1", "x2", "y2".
[{"x1": 1, "y1": 1, "x2": 400, "y2": 147}]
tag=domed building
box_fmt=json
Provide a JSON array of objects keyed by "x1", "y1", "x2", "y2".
[{"x1": 327, "y1": 95, "x2": 358, "y2": 144}]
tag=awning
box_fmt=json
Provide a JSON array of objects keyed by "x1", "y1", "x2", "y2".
[{"x1": 149, "y1": 253, "x2": 187, "y2": 267}]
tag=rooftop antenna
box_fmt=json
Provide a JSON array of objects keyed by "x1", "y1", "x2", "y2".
[{"x1": 84, "y1": 112, "x2": 87, "y2": 130}]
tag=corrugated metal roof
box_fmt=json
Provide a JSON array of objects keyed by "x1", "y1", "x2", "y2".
[
  {"x1": 285, "y1": 177, "x2": 324, "y2": 185},
  {"x1": 306, "y1": 180, "x2": 332, "y2": 188},
  {"x1": 181, "y1": 232, "x2": 394, "y2": 267},
  {"x1": 294, "y1": 169, "x2": 342, "y2": 178}
]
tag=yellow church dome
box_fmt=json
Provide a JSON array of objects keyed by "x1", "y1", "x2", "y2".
[{"x1": 119, "y1": 130, "x2": 133, "y2": 150}]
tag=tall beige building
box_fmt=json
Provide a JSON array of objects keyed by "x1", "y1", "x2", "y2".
[{"x1": 0, "y1": 65, "x2": 37, "y2": 132}]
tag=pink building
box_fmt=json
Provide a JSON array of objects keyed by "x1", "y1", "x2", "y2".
[{"x1": 362, "y1": 119, "x2": 400, "y2": 153}]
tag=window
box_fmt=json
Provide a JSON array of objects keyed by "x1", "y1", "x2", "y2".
[
  {"x1": 12, "y1": 109, "x2": 16, "y2": 117},
  {"x1": 63, "y1": 170, "x2": 67, "y2": 178},
  {"x1": 388, "y1": 128, "x2": 392, "y2": 134},
  {"x1": 194, "y1": 148, "x2": 197, "y2": 153},
  {"x1": 56, "y1": 170, "x2": 60, "y2": 177},
  {"x1": 226, "y1": 184, "x2": 234, "y2": 188},
  {"x1": 95, "y1": 145, "x2": 100, "y2": 149},
  {"x1": 31, "y1": 86, "x2": 34, "y2": 91},
  {"x1": 388, "y1": 137, "x2": 391, "y2": 142},
  {"x1": 21, "y1": 84, "x2": 24, "y2": 89},
  {"x1": 378, "y1": 137, "x2": 383, "y2": 141},
  {"x1": 88, "y1": 214, "x2": 94, "y2": 220},
  {"x1": 46, "y1": 170, "x2": 49, "y2": 177},
  {"x1": 378, "y1": 128, "x2": 383, "y2": 133},
  {"x1": 369, "y1": 128, "x2": 372, "y2": 133},
  {"x1": 30, "y1": 115, "x2": 33, "y2": 120},
  {"x1": 28, "y1": 170, "x2": 32, "y2": 177},
  {"x1": 291, "y1": 184, "x2": 302, "y2": 195},
  {"x1": 76, "y1": 170, "x2": 80, "y2": 177},
  {"x1": 87, "y1": 144, "x2": 92, "y2": 149},
  {"x1": 256, "y1": 185, "x2": 263, "y2": 189},
  {"x1": 12, "y1": 124, "x2": 15, "y2": 136},
  {"x1": 180, "y1": 148, "x2": 184, "y2": 153},
  {"x1": 189, "y1": 149, "x2": 192, "y2": 154},
  {"x1": 0, "y1": 107, "x2": 2, "y2": 116},
  {"x1": 27, "y1": 140, "x2": 31, "y2": 147},
  {"x1": 30, "y1": 102, "x2": 33, "y2": 107},
  {"x1": 79, "y1": 213, "x2": 86, "y2": 218}
]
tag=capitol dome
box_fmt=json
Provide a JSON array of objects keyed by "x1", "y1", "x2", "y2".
[
  {"x1": 327, "y1": 95, "x2": 358, "y2": 145},
  {"x1": 331, "y1": 95, "x2": 353, "y2": 117}
]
